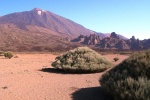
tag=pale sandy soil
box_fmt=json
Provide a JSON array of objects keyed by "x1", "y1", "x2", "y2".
[{"x1": 0, "y1": 53, "x2": 129, "y2": 100}]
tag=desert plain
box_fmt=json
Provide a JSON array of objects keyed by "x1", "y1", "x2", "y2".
[{"x1": 0, "y1": 53, "x2": 129, "y2": 100}]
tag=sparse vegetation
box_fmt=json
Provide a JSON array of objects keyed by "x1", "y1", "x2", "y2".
[
  {"x1": 0, "y1": 51, "x2": 4, "y2": 56},
  {"x1": 4, "y1": 52, "x2": 13, "y2": 59},
  {"x1": 52, "y1": 47, "x2": 112, "y2": 73},
  {"x1": 113, "y1": 57, "x2": 119, "y2": 62},
  {"x1": 100, "y1": 50, "x2": 150, "y2": 100}
]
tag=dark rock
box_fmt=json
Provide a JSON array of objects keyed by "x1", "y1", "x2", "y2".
[{"x1": 110, "y1": 32, "x2": 119, "y2": 39}]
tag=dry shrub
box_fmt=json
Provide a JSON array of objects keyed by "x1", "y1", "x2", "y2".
[
  {"x1": 4, "y1": 52, "x2": 13, "y2": 59},
  {"x1": 100, "y1": 50, "x2": 150, "y2": 100},
  {"x1": 52, "y1": 47, "x2": 112, "y2": 73}
]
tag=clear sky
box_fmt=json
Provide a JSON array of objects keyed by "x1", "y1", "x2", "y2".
[{"x1": 0, "y1": 0, "x2": 150, "y2": 39}]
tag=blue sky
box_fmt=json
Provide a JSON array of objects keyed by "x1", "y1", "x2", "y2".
[{"x1": 0, "y1": 0, "x2": 150, "y2": 39}]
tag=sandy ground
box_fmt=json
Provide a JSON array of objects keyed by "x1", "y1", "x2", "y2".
[{"x1": 0, "y1": 53, "x2": 129, "y2": 100}]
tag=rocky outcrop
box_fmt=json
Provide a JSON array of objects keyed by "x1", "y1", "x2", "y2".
[
  {"x1": 110, "y1": 32, "x2": 120, "y2": 39},
  {"x1": 83, "y1": 34, "x2": 102, "y2": 45},
  {"x1": 72, "y1": 34, "x2": 102, "y2": 45},
  {"x1": 116, "y1": 40, "x2": 130, "y2": 50},
  {"x1": 144, "y1": 39, "x2": 150, "y2": 49},
  {"x1": 72, "y1": 32, "x2": 150, "y2": 50}
]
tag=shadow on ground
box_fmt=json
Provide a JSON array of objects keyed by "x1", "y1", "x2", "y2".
[
  {"x1": 40, "y1": 68, "x2": 101, "y2": 74},
  {"x1": 71, "y1": 87, "x2": 112, "y2": 100},
  {"x1": 40, "y1": 68, "x2": 66, "y2": 74}
]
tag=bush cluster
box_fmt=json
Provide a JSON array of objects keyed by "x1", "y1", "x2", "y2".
[
  {"x1": 100, "y1": 50, "x2": 150, "y2": 100},
  {"x1": 4, "y1": 52, "x2": 13, "y2": 59},
  {"x1": 52, "y1": 47, "x2": 112, "y2": 73}
]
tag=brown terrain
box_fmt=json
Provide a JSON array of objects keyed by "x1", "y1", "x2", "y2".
[{"x1": 0, "y1": 53, "x2": 129, "y2": 100}]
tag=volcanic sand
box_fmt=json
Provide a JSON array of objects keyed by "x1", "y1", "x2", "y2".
[{"x1": 0, "y1": 53, "x2": 129, "y2": 100}]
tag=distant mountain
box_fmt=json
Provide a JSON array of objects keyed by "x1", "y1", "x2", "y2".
[
  {"x1": 0, "y1": 8, "x2": 95, "y2": 37},
  {"x1": 0, "y1": 8, "x2": 97, "y2": 51}
]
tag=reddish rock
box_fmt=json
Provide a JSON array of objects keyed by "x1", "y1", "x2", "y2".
[
  {"x1": 72, "y1": 34, "x2": 102, "y2": 45},
  {"x1": 72, "y1": 33, "x2": 150, "y2": 50}
]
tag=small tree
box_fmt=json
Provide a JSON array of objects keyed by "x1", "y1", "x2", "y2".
[{"x1": 4, "y1": 52, "x2": 13, "y2": 59}]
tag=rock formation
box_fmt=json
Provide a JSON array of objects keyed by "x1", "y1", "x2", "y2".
[
  {"x1": 72, "y1": 32, "x2": 150, "y2": 50},
  {"x1": 72, "y1": 34, "x2": 102, "y2": 45}
]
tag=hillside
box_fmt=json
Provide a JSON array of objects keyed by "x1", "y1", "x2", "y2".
[
  {"x1": 0, "y1": 8, "x2": 95, "y2": 37},
  {"x1": 0, "y1": 8, "x2": 97, "y2": 51}
]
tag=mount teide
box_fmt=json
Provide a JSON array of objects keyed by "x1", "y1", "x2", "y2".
[
  {"x1": 0, "y1": 8, "x2": 95, "y2": 51},
  {"x1": 0, "y1": 8, "x2": 94, "y2": 36}
]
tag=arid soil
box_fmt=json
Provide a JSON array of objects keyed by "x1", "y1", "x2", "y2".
[{"x1": 0, "y1": 53, "x2": 129, "y2": 100}]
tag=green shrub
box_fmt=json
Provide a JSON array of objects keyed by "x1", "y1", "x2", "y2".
[
  {"x1": 4, "y1": 52, "x2": 13, "y2": 59},
  {"x1": 100, "y1": 50, "x2": 150, "y2": 100},
  {"x1": 51, "y1": 47, "x2": 112, "y2": 73},
  {"x1": 113, "y1": 57, "x2": 119, "y2": 62}
]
